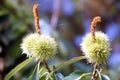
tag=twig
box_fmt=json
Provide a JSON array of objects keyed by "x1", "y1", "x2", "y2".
[
  {"x1": 43, "y1": 59, "x2": 51, "y2": 73},
  {"x1": 95, "y1": 68, "x2": 102, "y2": 78},
  {"x1": 91, "y1": 63, "x2": 98, "y2": 80}
]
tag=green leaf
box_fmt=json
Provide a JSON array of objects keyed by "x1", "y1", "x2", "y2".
[
  {"x1": 79, "y1": 73, "x2": 101, "y2": 80},
  {"x1": 63, "y1": 70, "x2": 82, "y2": 80},
  {"x1": 28, "y1": 64, "x2": 38, "y2": 80},
  {"x1": 39, "y1": 72, "x2": 57, "y2": 80},
  {"x1": 79, "y1": 73, "x2": 92, "y2": 80},
  {"x1": 51, "y1": 73, "x2": 57, "y2": 80},
  {"x1": 78, "y1": 71, "x2": 111, "y2": 80},
  {"x1": 28, "y1": 61, "x2": 40, "y2": 80},
  {"x1": 39, "y1": 72, "x2": 48, "y2": 80},
  {"x1": 56, "y1": 73, "x2": 64, "y2": 80},
  {"x1": 4, "y1": 58, "x2": 34, "y2": 80},
  {"x1": 46, "y1": 72, "x2": 57, "y2": 80},
  {"x1": 38, "y1": 67, "x2": 46, "y2": 76},
  {"x1": 101, "y1": 75, "x2": 110, "y2": 80},
  {"x1": 55, "y1": 56, "x2": 86, "y2": 71},
  {"x1": 96, "y1": 69, "x2": 102, "y2": 80}
]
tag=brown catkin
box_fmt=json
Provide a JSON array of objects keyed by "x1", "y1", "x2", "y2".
[
  {"x1": 33, "y1": 4, "x2": 41, "y2": 35},
  {"x1": 90, "y1": 16, "x2": 101, "y2": 42}
]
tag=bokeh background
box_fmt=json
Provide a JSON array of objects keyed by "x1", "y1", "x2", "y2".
[{"x1": 0, "y1": 0, "x2": 120, "y2": 80}]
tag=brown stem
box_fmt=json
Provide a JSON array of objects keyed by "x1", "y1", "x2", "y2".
[
  {"x1": 33, "y1": 4, "x2": 41, "y2": 35},
  {"x1": 91, "y1": 63, "x2": 98, "y2": 80},
  {"x1": 90, "y1": 16, "x2": 101, "y2": 42},
  {"x1": 95, "y1": 68, "x2": 102, "y2": 78},
  {"x1": 43, "y1": 59, "x2": 51, "y2": 73}
]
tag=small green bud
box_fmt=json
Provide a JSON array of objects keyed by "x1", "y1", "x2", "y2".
[
  {"x1": 80, "y1": 31, "x2": 111, "y2": 65},
  {"x1": 21, "y1": 33, "x2": 57, "y2": 60}
]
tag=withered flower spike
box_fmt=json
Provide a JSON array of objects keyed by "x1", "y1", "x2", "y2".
[
  {"x1": 90, "y1": 16, "x2": 101, "y2": 42},
  {"x1": 33, "y1": 4, "x2": 40, "y2": 35}
]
